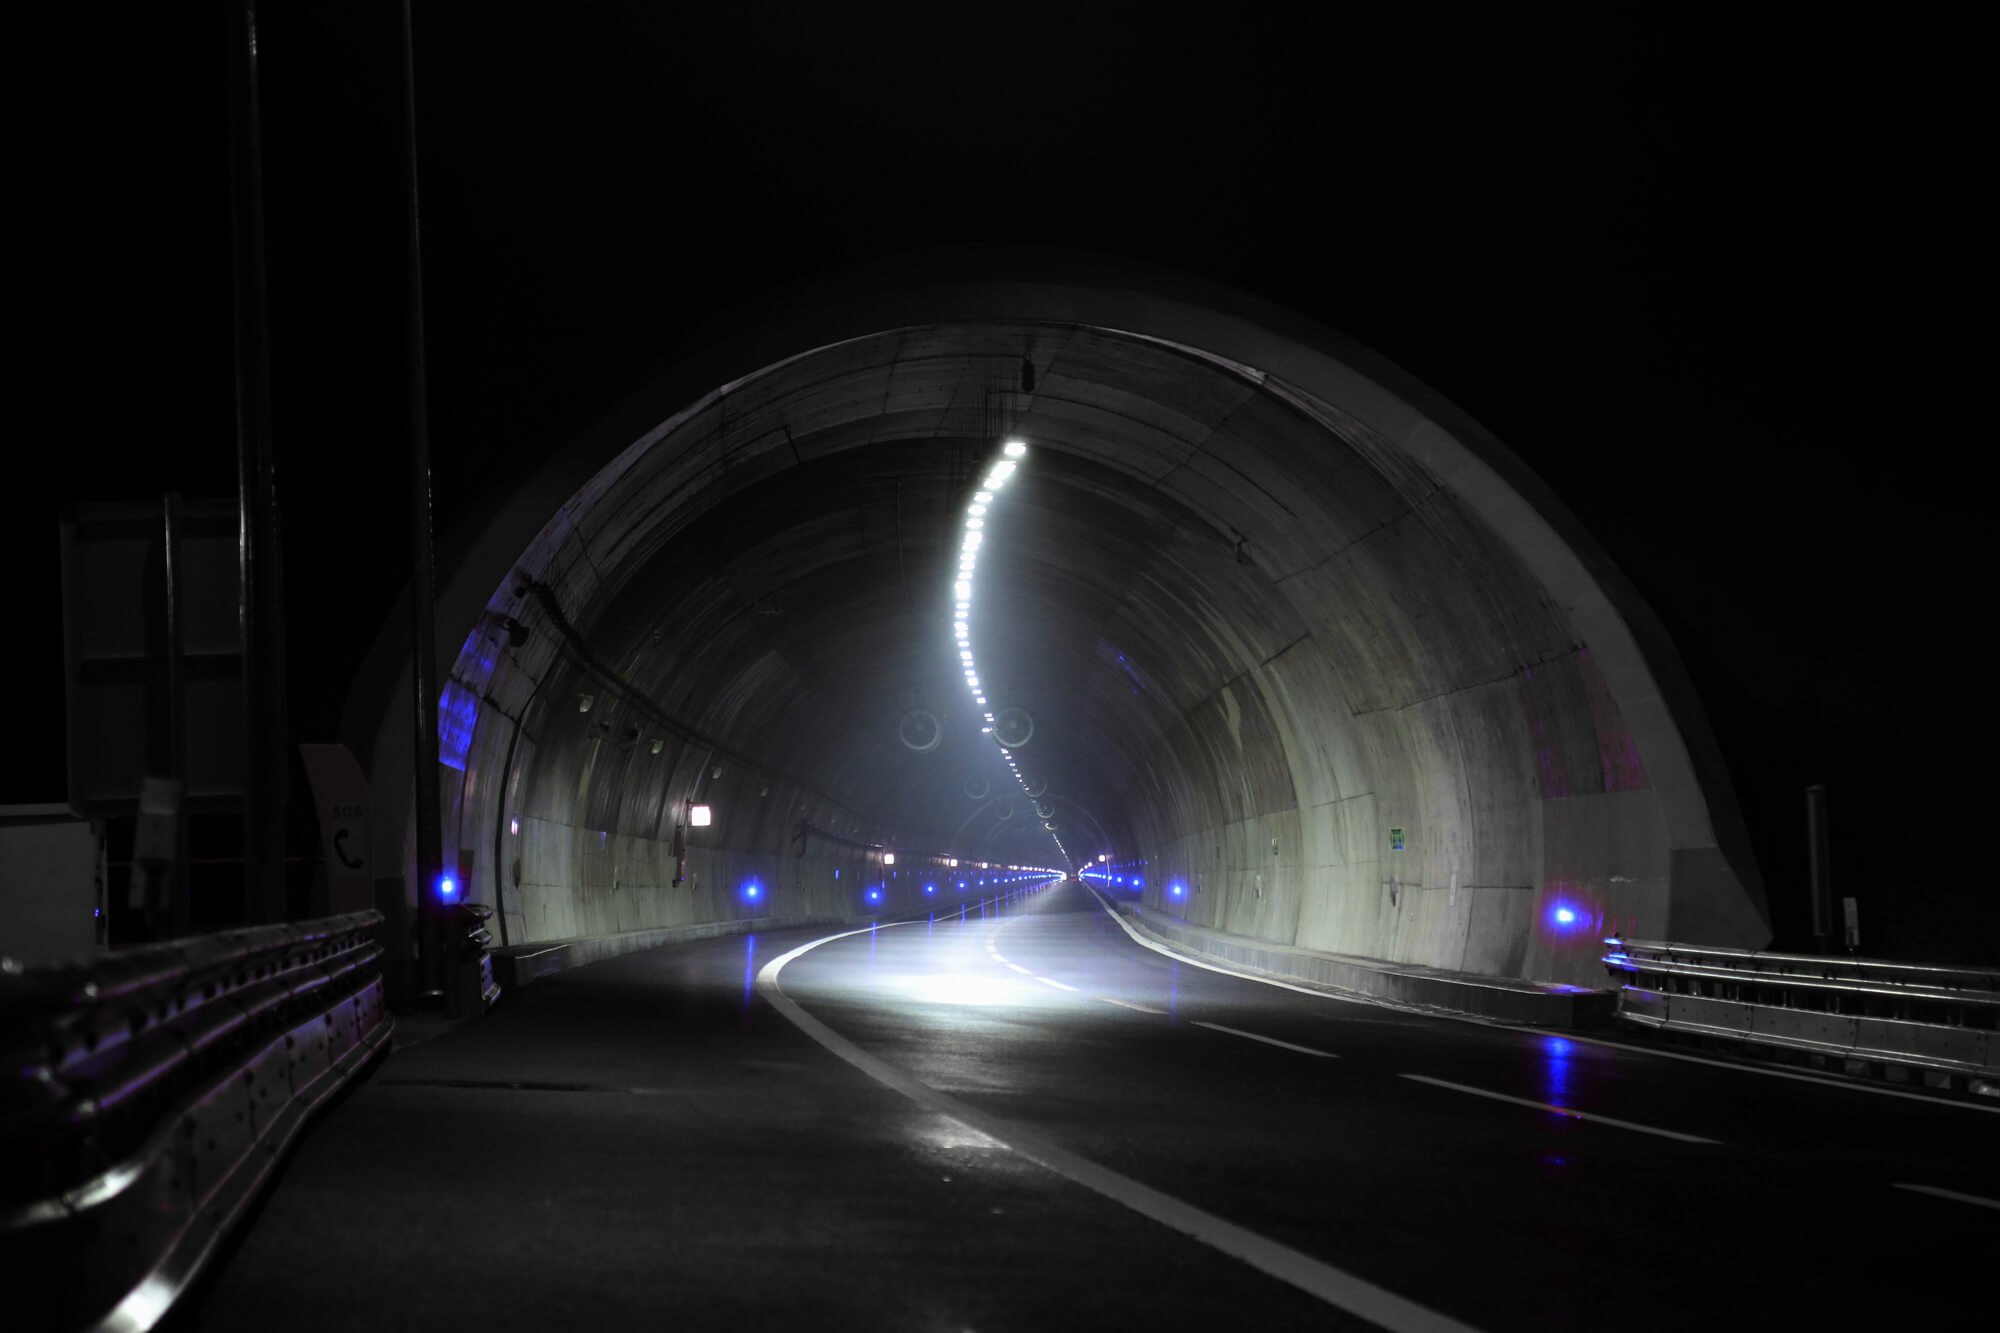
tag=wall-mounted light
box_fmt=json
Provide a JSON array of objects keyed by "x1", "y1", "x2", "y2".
[
  {"x1": 438, "y1": 875, "x2": 458, "y2": 901},
  {"x1": 651, "y1": 739, "x2": 664, "y2": 755},
  {"x1": 883, "y1": 852, "x2": 896, "y2": 865},
  {"x1": 510, "y1": 817, "x2": 519, "y2": 836},
  {"x1": 578, "y1": 694, "x2": 594, "y2": 713},
  {"x1": 690, "y1": 804, "x2": 713, "y2": 827}
]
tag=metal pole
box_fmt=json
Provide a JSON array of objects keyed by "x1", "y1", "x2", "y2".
[
  {"x1": 398, "y1": 0, "x2": 447, "y2": 995},
  {"x1": 1806, "y1": 784, "x2": 1833, "y2": 952},
  {"x1": 165, "y1": 494, "x2": 190, "y2": 937},
  {"x1": 226, "y1": 0, "x2": 288, "y2": 926}
]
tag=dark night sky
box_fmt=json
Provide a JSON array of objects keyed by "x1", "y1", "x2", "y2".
[{"x1": 6, "y1": 7, "x2": 1983, "y2": 956}]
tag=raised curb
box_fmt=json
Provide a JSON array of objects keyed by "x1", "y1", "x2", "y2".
[
  {"x1": 1111, "y1": 898, "x2": 1615, "y2": 1029},
  {"x1": 491, "y1": 916, "x2": 829, "y2": 989},
  {"x1": 489, "y1": 904, "x2": 960, "y2": 990}
]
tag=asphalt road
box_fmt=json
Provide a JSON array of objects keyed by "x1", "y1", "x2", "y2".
[{"x1": 175, "y1": 881, "x2": 1999, "y2": 1332}]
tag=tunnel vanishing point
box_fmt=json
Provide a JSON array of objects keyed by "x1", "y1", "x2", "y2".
[{"x1": 343, "y1": 256, "x2": 1770, "y2": 991}]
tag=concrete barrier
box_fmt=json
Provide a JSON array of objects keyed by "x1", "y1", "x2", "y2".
[
  {"x1": 1109, "y1": 897, "x2": 1615, "y2": 1029},
  {"x1": 490, "y1": 916, "x2": 823, "y2": 988}
]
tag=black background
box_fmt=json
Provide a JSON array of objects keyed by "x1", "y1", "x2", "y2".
[{"x1": 6, "y1": 6, "x2": 1984, "y2": 957}]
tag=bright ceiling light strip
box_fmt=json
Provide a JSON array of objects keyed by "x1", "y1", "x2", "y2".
[{"x1": 955, "y1": 439, "x2": 1060, "y2": 860}]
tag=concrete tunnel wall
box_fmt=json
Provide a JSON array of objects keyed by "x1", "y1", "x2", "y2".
[{"x1": 344, "y1": 262, "x2": 1770, "y2": 989}]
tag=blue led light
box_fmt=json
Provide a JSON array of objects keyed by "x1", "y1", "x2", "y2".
[
  {"x1": 924, "y1": 883, "x2": 936, "y2": 894},
  {"x1": 437, "y1": 681, "x2": 478, "y2": 772},
  {"x1": 867, "y1": 889, "x2": 882, "y2": 903},
  {"x1": 742, "y1": 881, "x2": 762, "y2": 903},
  {"x1": 1169, "y1": 882, "x2": 1184, "y2": 898},
  {"x1": 1554, "y1": 907, "x2": 1574, "y2": 924},
  {"x1": 438, "y1": 875, "x2": 457, "y2": 901}
]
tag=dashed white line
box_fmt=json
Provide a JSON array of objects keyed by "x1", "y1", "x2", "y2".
[
  {"x1": 1195, "y1": 1022, "x2": 1339, "y2": 1058},
  {"x1": 1520, "y1": 1028, "x2": 2000, "y2": 1116},
  {"x1": 1080, "y1": 886, "x2": 2000, "y2": 1118},
  {"x1": 758, "y1": 925, "x2": 1485, "y2": 1333},
  {"x1": 1401, "y1": 1074, "x2": 1719, "y2": 1144},
  {"x1": 1893, "y1": 1182, "x2": 2000, "y2": 1210},
  {"x1": 1036, "y1": 976, "x2": 1079, "y2": 992},
  {"x1": 1005, "y1": 962, "x2": 1032, "y2": 975},
  {"x1": 1100, "y1": 998, "x2": 1168, "y2": 1014}
]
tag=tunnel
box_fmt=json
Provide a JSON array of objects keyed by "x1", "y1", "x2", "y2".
[{"x1": 345, "y1": 267, "x2": 1770, "y2": 991}]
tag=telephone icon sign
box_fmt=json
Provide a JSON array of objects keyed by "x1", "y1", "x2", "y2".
[{"x1": 334, "y1": 827, "x2": 365, "y2": 871}]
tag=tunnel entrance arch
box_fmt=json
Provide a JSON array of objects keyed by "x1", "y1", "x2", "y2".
[{"x1": 343, "y1": 251, "x2": 1768, "y2": 986}]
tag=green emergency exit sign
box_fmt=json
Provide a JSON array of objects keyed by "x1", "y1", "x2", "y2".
[{"x1": 1389, "y1": 828, "x2": 1405, "y2": 851}]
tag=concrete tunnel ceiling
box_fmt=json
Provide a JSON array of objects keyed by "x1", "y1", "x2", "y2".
[{"x1": 389, "y1": 295, "x2": 1772, "y2": 990}]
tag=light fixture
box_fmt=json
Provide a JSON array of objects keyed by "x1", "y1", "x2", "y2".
[
  {"x1": 883, "y1": 853, "x2": 896, "y2": 865},
  {"x1": 510, "y1": 817, "x2": 519, "y2": 835},
  {"x1": 578, "y1": 694, "x2": 594, "y2": 713},
  {"x1": 690, "y1": 804, "x2": 712, "y2": 827},
  {"x1": 1003, "y1": 440, "x2": 1027, "y2": 457}
]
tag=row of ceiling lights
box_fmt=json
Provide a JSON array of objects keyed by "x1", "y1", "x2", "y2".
[{"x1": 954, "y1": 440, "x2": 1064, "y2": 864}]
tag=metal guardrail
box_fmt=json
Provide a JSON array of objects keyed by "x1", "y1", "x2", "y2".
[
  {"x1": 0, "y1": 910, "x2": 393, "y2": 1331},
  {"x1": 1603, "y1": 937, "x2": 2000, "y2": 1094}
]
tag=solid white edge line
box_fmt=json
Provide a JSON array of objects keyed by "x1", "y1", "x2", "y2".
[
  {"x1": 1036, "y1": 976, "x2": 1078, "y2": 992},
  {"x1": 1087, "y1": 887, "x2": 2000, "y2": 1118},
  {"x1": 1100, "y1": 998, "x2": 1168, "y2": 1015},
  {"x1": 1891, "y1": 1182, "x2": 2000, "y2": 1210},
  {"x1": 1401, "y1": 1074, "x2": 1719, "y2": 1144},
  {"x1": 1195, "y1": 1021, "x2": 1339, "y2": 1058},
  {"x1": 1005, "y1": 962, "x2": 1032, "y2": 975},
  {"x1": 757, "y1": 922, "x2": 1486, "y2": 1333}
]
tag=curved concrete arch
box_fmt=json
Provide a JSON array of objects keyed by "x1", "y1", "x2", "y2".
[{"x1": 343, "y1": 247, "x2": 1767, "y2": 984}]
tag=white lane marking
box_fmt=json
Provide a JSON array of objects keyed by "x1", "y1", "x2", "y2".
[
  {"x1": 1401, "y1": 1074, "x2": 1719, "y2": 1144},
  {"x1": 1195, "y1": 1022, "x2": 1339, "y2": 1058},
  {"x1": 1086, "y1": 888, "x2": 2000, "y2": 1118},
  {"x1": 1892, "y1": 1182, "x2": 2000, "y2": 1210},
  {"x1": 1005, "y1": 962, "x2": 1032, "y2": 975},
  {"x1": 1036, "y1": 976, "x2": 1078, "y2": 992},
  {"x1": 1518, "y1": 1027, "x2": 2000, "y2": 1117},
  {"x1": 1087, "y1": 886, "x2": 1404, "y2": 1005},
  {"x1": 1100, "y1": 998, "x2": 1168, "y2": 1015},
  {"x1": 757, "y1": 926, "x2": 1486, "y2": 1333}
]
